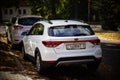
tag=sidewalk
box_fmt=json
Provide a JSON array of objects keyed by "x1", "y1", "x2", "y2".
[
  {"x1": 0, "y1": 41, "x2": 32, "y2": 80},
  {"x1": 0, "y1": 71, "x2": 32, "y2": 80}
]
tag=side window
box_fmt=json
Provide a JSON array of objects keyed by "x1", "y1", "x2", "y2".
[
  {"x1": 34, "y1": 24, "x2": 44, "y2": 35},
  {"x1": 23, "y1": 9, "x2": 26, "y2": 14},
  {"x1": 28, "y1": 24, "x2": 44, "y2": 35},
  {"x1": 4, "y1": 9, "x2": 8, "y2": 15},
  {"x1": 28, "y1": 27, "x2": 36, "y2": 35},
  {"x1": 9, "y1": 9, "x2": 13, "y2": 15},
  {"x1": 18, "y1": 9, "x2": 21, "y2": 14}
]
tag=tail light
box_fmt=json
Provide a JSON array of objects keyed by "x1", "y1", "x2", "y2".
[
  {"x1": 42, "y1": 41, "x2": 62, "y2": 48},
  {"x1": 90, "y1": 39, "x2": 100, "y2": 45},
  {"x1": 42, "y1": 39, "x2": 100, "y2": 48},
  {"x1": 96, "y1": 57, "x2": 102, "y2": 62},
  {"x1": 14, "y1": 25, "x2": 23, "y2": 30}
]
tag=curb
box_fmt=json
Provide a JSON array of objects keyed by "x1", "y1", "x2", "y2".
[
  {"x1": 8, "y1": 51, "x2": 32, "y2": 80},
  {"x1": 9, "y1": 52, "x2": 25, "y2": 71}
]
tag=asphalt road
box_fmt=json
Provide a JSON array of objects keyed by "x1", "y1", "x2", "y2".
[{"x1": 13, "y1": 42, "x2": 119, "y2": 80}]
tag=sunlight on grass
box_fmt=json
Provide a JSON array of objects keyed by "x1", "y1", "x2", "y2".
[{"x1": 95, "y1": 31, "x2": 120, "y2": 43}]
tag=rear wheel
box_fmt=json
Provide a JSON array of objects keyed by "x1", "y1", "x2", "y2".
[{"x1": 36, "y1": 51, "x2": 46, "y2": 74}]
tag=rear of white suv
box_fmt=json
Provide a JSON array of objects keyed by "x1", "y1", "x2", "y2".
[
  {"x1": 7, "y1": 15, "x2": 44, "y2": 48},
  {"x1": 22, "y1": 20, "x2": 102, "y2": 74}
]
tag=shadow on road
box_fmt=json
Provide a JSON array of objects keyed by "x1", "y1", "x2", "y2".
[{"x1": 39, "y1": 65, "x2": 101, "y2": 80}]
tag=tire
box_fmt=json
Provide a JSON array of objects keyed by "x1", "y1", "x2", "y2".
[
  {"x1": 87, "y1": 62, "x2": 100, "y2": 72},
  {"x1": 36, "y1": 51, "x2": 46, "y2": 74},
  {"x1": 22, "y1": 45, "x2": 27, "y2": 60}
]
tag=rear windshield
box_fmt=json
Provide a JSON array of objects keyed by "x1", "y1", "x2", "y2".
[
  {"x1": 49, "y1": 25, "x2": 94, "y2": 37},
  {"x1": 18, "y1": 17, "x2": 44, "y2": 26}
]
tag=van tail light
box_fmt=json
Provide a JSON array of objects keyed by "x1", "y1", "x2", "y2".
[
  {"x1": 90, "y1": 39, "x2": 100, "y2": 45},
  {"x1": 42, "y1": 41, "x2": 62, "y2": 48},
  {"x1": 14, "y1": 25, "x2": 23, "y2": 30}
]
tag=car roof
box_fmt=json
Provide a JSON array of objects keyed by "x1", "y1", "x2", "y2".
[
  {"x1": 35, "y1": 20, "x2": 89, "y2": 27},
  {"x1": 18, "y1": 15, "x2": 43, "y2": 18}
]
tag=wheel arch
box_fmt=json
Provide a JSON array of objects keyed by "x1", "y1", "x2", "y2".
[{"x1": 35, "y1": 47, "x2": 42, "y2": 62}]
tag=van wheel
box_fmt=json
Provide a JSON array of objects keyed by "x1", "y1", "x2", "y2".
[{"x1": 36, "y1": 51, "x2": 45, "y2": 74}]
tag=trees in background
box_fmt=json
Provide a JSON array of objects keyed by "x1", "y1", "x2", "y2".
[
  {"x1": 0, "y1": 0, "x2": 20, "y2": 23},
  {"x1": 27, "y1": 0, "x2": 88, "y2": 21},
  {"x1": 92, "y1": 0, "x2": 120, "y2": 30},
  {"x1": 0, "y1": 0, "x2": 120, "y2": 30},
  {"x1": 28, "y1": 0, "x2": 120, "y2": 30}
]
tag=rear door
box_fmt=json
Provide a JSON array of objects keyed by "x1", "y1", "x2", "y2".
[
  {"x1": 24, "y1": 23, "x2": 44, "y2": 56},
  {"x1": 48, "y1": 25, "x2": 100, "y2": 57}
]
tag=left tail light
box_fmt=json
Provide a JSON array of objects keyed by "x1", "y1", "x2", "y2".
[
  {"x1": 14, "y1": 25, "x2": 23, "y2": 30},
  {"x1": 42, "y1": 41, "x2": 62, "y2": 48}
]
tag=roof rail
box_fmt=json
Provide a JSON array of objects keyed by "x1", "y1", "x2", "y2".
[
  {"x1": 73, "y1": 19, "x2": 85, "y2": 23},
  {"x1": 65, "y1": 20, "x2": 68, "y2": 22},
  {"x1": 48, "y1": 20, "x2": 53, "y2": 24}
]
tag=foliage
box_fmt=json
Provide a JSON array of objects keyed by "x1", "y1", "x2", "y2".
[
  {"x1": 0, "y1": 0, "x2": 119, "y2": 30},
  {"x1": 0, "y1": 0, "x2": 19, "y2": 7},
  {"x1": 27, "y1": 0, "x2": 88, "y2": 21},
  {"x1": 92, "y1": 0, "x2": 120, "y2": 30}
]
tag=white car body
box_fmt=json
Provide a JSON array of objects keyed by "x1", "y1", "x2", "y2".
[
  {"x1": 22, "y1": 20, "x2": 102, "y2": 74},
  {"x1": 7, "y1": 15, "x2": 44, "y2": 45}
]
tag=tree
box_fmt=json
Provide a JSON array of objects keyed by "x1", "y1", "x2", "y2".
[
  {"x1": 27, "y1": 0, "x2": 88, "y2": 21},
  {"x1": 0, "y1": 0, "x2": 19, "y2": 23},
  {"x1": 92, "y1": 0, "x2": 120, "y2": 30}
]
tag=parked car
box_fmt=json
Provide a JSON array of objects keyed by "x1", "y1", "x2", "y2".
[
  {"x1": 7, "y1": 15, "x2": 44, "y2": 48},
  {"x1": 22, "y1": 20, "x2": 102, "y2": 74}
]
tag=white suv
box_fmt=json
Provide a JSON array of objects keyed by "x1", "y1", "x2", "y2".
[
  {"x1": 7, "y1": 15, "x2": 44, "y2": 48},
  {"x1": 22, "y1": 20, "x2": 102, "y2": 74}
]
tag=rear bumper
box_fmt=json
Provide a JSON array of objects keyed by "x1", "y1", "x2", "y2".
[
  {"x1": 42, "y1": 56, "x2": 102, "y2": 67},
  {"x1": 12, "y1": 36, "x2": 23, "y2": 44}
]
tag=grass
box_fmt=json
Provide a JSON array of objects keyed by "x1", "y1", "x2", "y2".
[
  {"x1": 95, "y1": 31, "x2": 120, "y2": 43},
  {"x1": 0, "y1": 40, "x2": 18, "y2": 71}
]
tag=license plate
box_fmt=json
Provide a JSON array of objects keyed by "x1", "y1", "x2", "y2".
[{"x1": 66, "y1": 42, "x2": 86, "y2": 50}]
